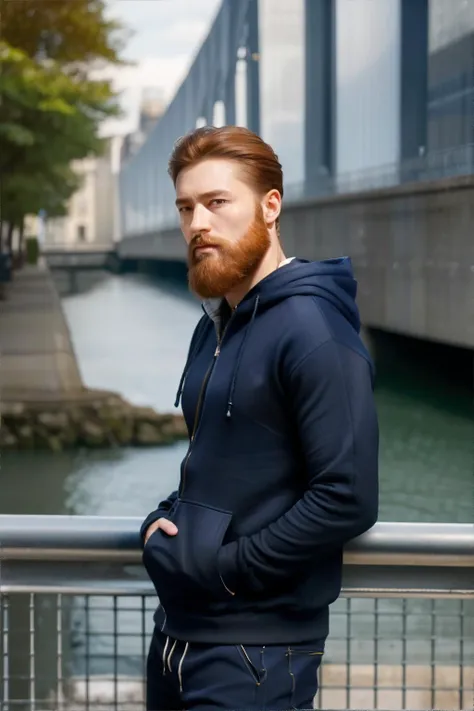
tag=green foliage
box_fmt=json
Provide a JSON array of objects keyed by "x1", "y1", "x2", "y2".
[
  {"x1": 1, "y1": 0, "x2": 128, "y2": 67},
  {"x1": 1, "y1": 163, "x2": 82, "y2": 226},
  {"x1": 0, "y1": 0, "x2": 131, "y2": 233}
]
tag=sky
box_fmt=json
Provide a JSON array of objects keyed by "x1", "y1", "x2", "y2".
[{"x1": 99, "y1": 0, "x2": 222, "y2": 136}]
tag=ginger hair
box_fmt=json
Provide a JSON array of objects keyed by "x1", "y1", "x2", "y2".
[{"x1": 168, "y1": 126, "x2": 283, "y2": 234}]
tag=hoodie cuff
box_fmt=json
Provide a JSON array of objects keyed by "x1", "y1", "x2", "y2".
[{"x1": 217, "y1": 541, "x2": 239, "y2": 594}]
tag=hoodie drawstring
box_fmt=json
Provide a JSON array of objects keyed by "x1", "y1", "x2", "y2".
[
  {"x1": 174, "y1": 295, "x2": 260, "y2": 420},
  {"x1": 226, "y1": 295, "x2": 260, "y2": 419}
]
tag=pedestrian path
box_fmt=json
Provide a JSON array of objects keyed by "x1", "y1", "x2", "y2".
[{"x1": 0, "y1": 259, "x2": 84, "y2": 400}]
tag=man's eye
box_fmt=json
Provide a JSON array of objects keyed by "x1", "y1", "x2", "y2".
[{"x1": 211, "y1": 199, "x2": 227, "y2": 206}]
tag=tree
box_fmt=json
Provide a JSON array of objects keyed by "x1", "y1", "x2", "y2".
[
  {"x1": 2, "y1": 164, "x2": 81, "y2": 260},
  {"x1": 0, "y1": 0, "x2": 131, "y2": 252},
  {"x1": 2, "y1": 160, "x2": 82, "y2": 225},
  {"x1": 1, "y1": 0, "x2": 128, "y2": 67},
  {"x1": 0, "y1": 41, "x2": 121, "y2": 236}
]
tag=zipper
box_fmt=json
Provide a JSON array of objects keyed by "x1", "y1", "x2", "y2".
[
  {"x1": 179, "y1": 312, "x2": 236, "y2": 498},
  {"x1": 179, "y1": 357, "x2": 215, "y2": 497}
]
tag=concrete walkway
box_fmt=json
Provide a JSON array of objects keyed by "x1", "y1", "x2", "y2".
[{"x1": 0, "y1": 259, "x2": 84, "y2": 401}]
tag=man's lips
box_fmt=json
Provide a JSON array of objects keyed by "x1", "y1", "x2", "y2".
[{"x1": 194, "y1": 244, "x2": 219, "y2": 253}]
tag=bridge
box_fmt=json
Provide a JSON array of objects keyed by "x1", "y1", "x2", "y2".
[
  {"x1": 115, "y1": 0, "x2": 474, "y2": 350},
  {"x1": 42, "y1": 243, "x2": 121, "y2": 294},
  {"x1": 42, "y1": 243, "x2": 118, "y2": 270}
]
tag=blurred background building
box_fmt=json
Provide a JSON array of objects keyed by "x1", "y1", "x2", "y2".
[
  {"x1": 43, "y1": 143, "x2": 117, "y2": 247},
  {"x1": 37, "y1": 0, "x2": 474, "y2": 248},
  {"x1": 428, "y1": 0, "x2": 474, "y2": 149},
  {"x1": 42, "y1": 87, "x2": 166, "y2": 250},
  {"x1": 118, "y1": 0, "x2": 474, "y2": 239},
  {"x1": 119, "y1": 87, "x2": 167, "y2": 165}
]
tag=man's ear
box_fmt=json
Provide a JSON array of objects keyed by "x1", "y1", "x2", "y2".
[{"x1": 261, "y1": 189, "x2": 281, "y2": 227}]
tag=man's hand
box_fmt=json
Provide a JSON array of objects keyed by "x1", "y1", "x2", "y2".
[{"x1": 144, "y1": 517, "x2": 178, "y2": 545}]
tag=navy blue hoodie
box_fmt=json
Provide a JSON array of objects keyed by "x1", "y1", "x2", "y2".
[{"x1": 141, "y1": 257, "x2": 379, "y2": 645}]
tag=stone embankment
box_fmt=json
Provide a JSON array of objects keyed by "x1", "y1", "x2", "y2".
[
  {"x1": 0, "y1": 391, "x2": 188, "y2": 451},
  {"x1": 0, "y1": 259, "x2": 188, "y2": 451}
]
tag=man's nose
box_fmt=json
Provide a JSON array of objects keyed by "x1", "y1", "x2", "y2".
[{"x1": 189, "y1": 204, "x2": 211, "y2": 235}]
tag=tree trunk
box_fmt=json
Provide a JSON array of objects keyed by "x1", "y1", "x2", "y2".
[
  {"x1": 18, "y1": 218, "x2": 25, "y2": 252},
  {"x1": 17, "y1": 217, "x2": 25, "y2": 269},
  {"x1": 7, "y1": 222, "x2": 14, "y2": 255},
  {"x1": 0, "y1": 220, "x2": 5, "y2": 253}
]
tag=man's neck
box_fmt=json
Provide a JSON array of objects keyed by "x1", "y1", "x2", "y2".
[{"x1": 225, "y1": 243, "x2": 287, "y2": 309}]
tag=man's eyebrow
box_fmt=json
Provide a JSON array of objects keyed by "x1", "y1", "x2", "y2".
[{"x1": 175, "y1": 189, "x2": 232, "y2": 207}]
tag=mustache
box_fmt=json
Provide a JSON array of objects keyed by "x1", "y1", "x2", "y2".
[{"x1": 190, "y1": 235, "x2": 227, "y2": 250}]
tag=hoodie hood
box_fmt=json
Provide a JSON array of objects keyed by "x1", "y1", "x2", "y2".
[
  {"x1": 175, "y1": 256, "x2": 361, "y2": 417},
  {"x1": 228, "y1": 256, "x2": 360, "y2": 332}
]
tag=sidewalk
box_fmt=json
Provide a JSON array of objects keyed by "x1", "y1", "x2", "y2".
[
  {"x1": 0, "y1": 259, "x2": 84, "y2": 401},
  {"x1": 0, "y1": 261, "x2": 188, "y2": 449}
]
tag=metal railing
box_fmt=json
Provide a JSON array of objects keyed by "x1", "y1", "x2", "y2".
[
  {"x1": 284, "y1": 142, "x2": 474, "y2": 204},
  {"x1": 1, "y1": 516, "x2": 473, "y2": 710},
  {"x1": 41, "y1": 244, "x2": 115, "y2": 254}
]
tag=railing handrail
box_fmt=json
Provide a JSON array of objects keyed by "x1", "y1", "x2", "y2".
[
  {"x1": 0, "y1": 516, "x2": 472, "y2": 565},
  {"x1": 42, "y1": 243, "x2": 115, "y2": 253},
  {"x1": 283, "y1": 142, "x2": 474, "y2": 201},
  {"x1": 1, "y1": 517, "x2": 472, "y2": 598}
]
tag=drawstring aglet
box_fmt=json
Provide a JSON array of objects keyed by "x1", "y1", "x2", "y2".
[{"x1": 226, "y1": 402, "x2": 233, "y2": 418}]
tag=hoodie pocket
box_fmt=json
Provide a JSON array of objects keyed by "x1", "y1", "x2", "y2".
[{"x1": 142, "y1": 499, "x2": 234, "y2": 606}]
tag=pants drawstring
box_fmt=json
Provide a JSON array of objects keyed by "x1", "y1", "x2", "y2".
[
  {"x1": 160, "y1": 634, "x2": 189, "y2": 693},
  {"x1": 167, "y1": 638, "x2": 178, "y2": 672},
  {"x1": 162, "y1": 635, "x2": 169, "y2": 676},
  {"x1": 178, "y1": 642, "x2": 189, "y2": 693}
]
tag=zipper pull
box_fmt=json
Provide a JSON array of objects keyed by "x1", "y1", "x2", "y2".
[{"x1": 214, "y1": 344, "x2": 220, "y2": 357}]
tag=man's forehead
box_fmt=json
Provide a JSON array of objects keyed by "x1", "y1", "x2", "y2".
[{"x1": 176, "y1": 158, "x2": 246, "y2": 193}]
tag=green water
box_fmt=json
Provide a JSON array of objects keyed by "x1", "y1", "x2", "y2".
[{"x1": 1, "y1": 271, "x2": 472, "y2": 524}]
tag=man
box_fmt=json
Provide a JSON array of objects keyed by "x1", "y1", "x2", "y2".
[{"x1": 140, "y1": 125, "x2": 379, "y2": 710}]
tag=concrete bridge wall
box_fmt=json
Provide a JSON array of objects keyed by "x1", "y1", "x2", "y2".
[{"x1": 118, "y1": 175, "x2": 474, "y2": 350}]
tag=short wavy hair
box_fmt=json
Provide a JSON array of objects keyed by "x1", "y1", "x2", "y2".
[{"x1": 168, "y1": 125, "x2": 284, "y2": 231}]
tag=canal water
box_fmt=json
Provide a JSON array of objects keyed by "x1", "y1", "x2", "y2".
[
  {"x1": 2, "y1": 269, "x2": 471, "y2": 522},
  {"x1": 1, "y1": 269, "x2": 472, "y2": 700}
]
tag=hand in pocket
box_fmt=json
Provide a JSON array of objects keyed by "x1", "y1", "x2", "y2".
[{"x1": 144, "y1": 517, "x2": 178, "y2": 545}]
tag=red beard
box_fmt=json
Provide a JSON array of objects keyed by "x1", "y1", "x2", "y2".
[{"x1": 187, "y1": 206, "x2": 270, "y2": 299}]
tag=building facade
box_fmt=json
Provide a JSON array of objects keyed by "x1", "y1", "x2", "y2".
[
  {"x1": 44, "y1": 139, "x2": 119, "y2": 248},
  {"x1": 118, "y1": 0, "x2": 474, "y2": 240},
  {"x1": 428, "y1": 0, "x2": 474, "y2": 151}
]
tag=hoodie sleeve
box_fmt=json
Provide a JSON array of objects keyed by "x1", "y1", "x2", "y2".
[
  {"x1": 139, "y1": 490, "x2": 178, "y2": 547},
  {"x1": 217, "y1": 337, "x2": 379, "y2": 595}
]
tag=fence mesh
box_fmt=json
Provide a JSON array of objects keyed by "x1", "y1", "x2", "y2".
[{"x1": 1, "y1": 592, "x2": 473, "y2": 710}]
